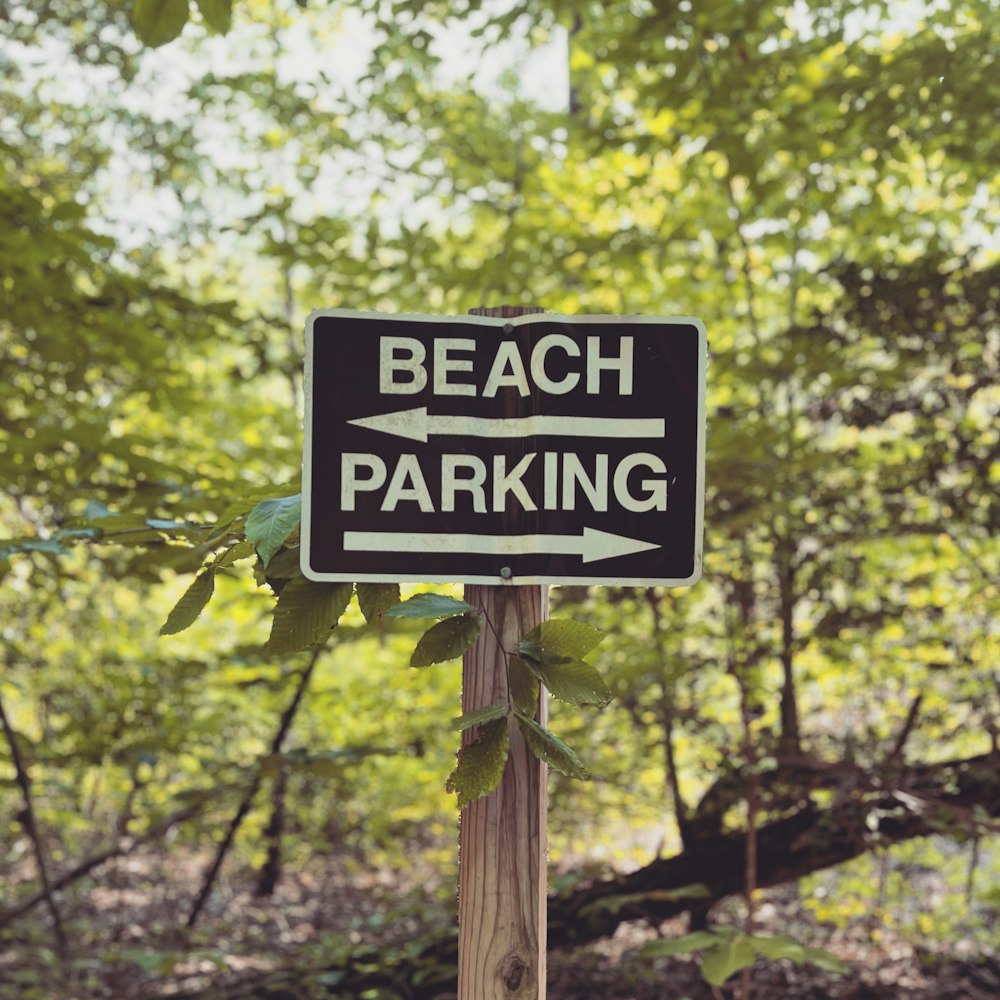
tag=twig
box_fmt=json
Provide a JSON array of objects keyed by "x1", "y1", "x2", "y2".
[
  {"x1": 966, "y1": 836, "x2": 980, "y2": 905},
  {"x1": 727, "y1": 563, "x2": 758, "y2": 1000},
  {"x1": 476, "y1": 602, "x2": 507, "y2": 652},
  {"x1": 186, "y1": 643, "x2": 325, "y2": 928},
  {"x1": 887, "y1": 693, "x2": 924, "y2": 764},
  {"x1": 741, "y1": 699, "x2": 759, "y2": 1000},
  {"x1": 0, "y1": 689, "x2": 66, "y2": 954},
  {"x1": 645, "y1": 589, "x2": 692, "y2": 848},
  {"x1": 725, "y1": 178, "x2": 761, "y2": 350},
  {"x1": 0, "y1": 798, "x2": 207, "y2": 927}
]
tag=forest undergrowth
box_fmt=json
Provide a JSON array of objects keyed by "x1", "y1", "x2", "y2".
[{"x1": 2, "y1": 844, "x2": 998, "y2": 1000}]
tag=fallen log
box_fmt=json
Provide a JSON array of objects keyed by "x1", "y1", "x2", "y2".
[{"x1": 174, "y1": 750, "x2": 1000, "y2": 999}]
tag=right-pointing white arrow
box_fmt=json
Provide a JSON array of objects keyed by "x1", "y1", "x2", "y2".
[
  {"x1": 579, "y1": 527, "x2": 661, "y2": 563},
  {"x1": 343, "y1": 527, "x2": 660, "y2": 563},
  {"x1": 347, "y1": 406, "x2": 665, "y2": 443}
]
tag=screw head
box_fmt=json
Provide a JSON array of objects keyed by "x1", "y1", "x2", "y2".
[{"x1": 500, "y1": 566, "x2": 513, "y2": 579}]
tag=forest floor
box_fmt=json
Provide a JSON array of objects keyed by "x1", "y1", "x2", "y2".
[{"x1": 1, "y1": 846, "x2": 998, "y2": 1000}]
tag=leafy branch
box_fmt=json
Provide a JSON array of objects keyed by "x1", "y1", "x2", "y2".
[
  {"x1": 12, "y1": 489, "x2": 614, "y2": 816},
  {"x1": 390, "y1": 596, "x2": 610, "y2": 807}
]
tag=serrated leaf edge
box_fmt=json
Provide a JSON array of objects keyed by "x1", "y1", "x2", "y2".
[{"x1": 159, "y1": 567, "x2": 216, "y2": 636}]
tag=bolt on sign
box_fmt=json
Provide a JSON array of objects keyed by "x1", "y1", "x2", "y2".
[{"x1": 301, "y1": 310, "x2": 706, "y2": 587}]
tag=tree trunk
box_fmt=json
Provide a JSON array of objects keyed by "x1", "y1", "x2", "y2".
[
  {"x1": 254, "y1": 764, "x2": 288, "y2": 898},
  {"x1": 776, "y1": 543, "x2": 801, "y2": 754}
]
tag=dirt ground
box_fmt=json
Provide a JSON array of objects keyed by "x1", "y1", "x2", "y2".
[{"x1": 1, "y1": 849, "x2": 997, "y2": 999}]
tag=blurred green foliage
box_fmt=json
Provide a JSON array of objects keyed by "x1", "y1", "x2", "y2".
[{"x1": 1, "y1": 0, "x2": 998, "y2": 994}]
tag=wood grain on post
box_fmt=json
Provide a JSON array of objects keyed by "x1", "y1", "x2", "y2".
[{"x1": 460, "y1": 304, "x2": 548, "y2": 999}]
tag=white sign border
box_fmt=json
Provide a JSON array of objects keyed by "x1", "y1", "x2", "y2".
[{"x1": 301, "y1": 309, "x2": 706, "y2": 588}]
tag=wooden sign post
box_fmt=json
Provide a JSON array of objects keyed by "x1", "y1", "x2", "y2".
[
  {"x1": 459, "y1": 305, "x2": 548, "y2": 999},
  {"x1": 459, "y1": 583, "x2": 547, "y2": 998},
  {"x1": 300, "y1": 304, "x2": 706, "y2": 999}
]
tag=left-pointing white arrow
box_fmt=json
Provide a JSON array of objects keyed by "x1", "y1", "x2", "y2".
[
  {"x1": 347, "y1": 406, "x2": 664, "y2": 443},
  {"x1": 343, "y1": 527, "x2": 660, "y2": 563}
]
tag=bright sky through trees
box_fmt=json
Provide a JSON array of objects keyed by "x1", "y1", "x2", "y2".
[{"x1": 3, "y1": 5, "x2": 569, "y2": 253}]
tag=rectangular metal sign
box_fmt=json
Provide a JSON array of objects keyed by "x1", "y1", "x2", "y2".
[{"x1": 301, "y1": 310, "x2": 705, "y2": 586}]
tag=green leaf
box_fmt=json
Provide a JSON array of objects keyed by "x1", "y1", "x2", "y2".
[
  {"x1": 83, "y1": 500, "x2": 114, "y2": 520},
  {"x1": 85, "y1": 514, "x2": 155, "y2": 537},
  {"x1": 146, "y1": 518, "x2": 194, "y2": 532},
  {"x1": 53, "y1": 528, "x2": 100, "y2": 545},
  {"x1": 515, "y1": 619, "x2": 610, "y2": 706},
  {"x1": 122, "y1": 948, "x2": 179, "y2": 975},
  {"x1": 267, "y1": 578, "x2": 352, "y2": 655},
  {"x1": 212, "y1": 479, "x2": 301, "y2": 531},
  {"x1": 265, "y1": 546, "x2": 303, "y2": 580},
  {"x1": 453, "y1": 703, "x2": 507, "y2": 731},
  {"x1": 215, "y1": 539, "x2": 256, "y2": 567},
  {"x1": 747, "y1": 932, "x2": 848, "y2": 975},
  {"x1": 508, "y1": 655, "x2": 540, "y2": 715},
  {"x1": 195, "y1": 0, "x2": 232, "y2": 33},
  {"x1": 643, "y1": 930, "x2": 725, "y2": 957},
  {"x1": 385, "y1": 593, "x2": 474, "y2": 619},
  {"x1": 446, "y1": 717, "x2": 509, "y2": 809},
  {"x1": 0, "y1": 537, "x2": 68, "y2": 559},
  {"x1": 132, "y1": 0, "x2": 189, "y2": 47},
  {"x1": 517, "y1": 620, "x2": 605, "y2": 663},
  {"x1": 160, "y1": 569, "x2": 216, "y2": 636},
  {"x1": 245, "y1": 494, "x2": 301, "y2": 569},
  {"x1": 49, "y1": 200, "x2": 87, "y2": 223},
  {"x1": 749, "y1": 933, "x2": 809, "y2": 962},
  {"x1": 527, "y1": 657, "x2": 612, "y2": 708},
  {"x1": 357, "y1": 583, "x2": 401, "y2": 625},
  {"x1": 802, "y1": 945, "x2": 850, "y2": 974},
  {"x1": 410, "y1": 615, "x2": 481, "y2": 667},
  {"x1": 515, "y1": 712, "x2": 591, "y2": 779},
  {"x1": 701, "y1": 935, "x2": 757, "y2": 986}
]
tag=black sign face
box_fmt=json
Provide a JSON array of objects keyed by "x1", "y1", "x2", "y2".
[{"x1": 301, "y1": 311, "x2": 705, "y2": 586}]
